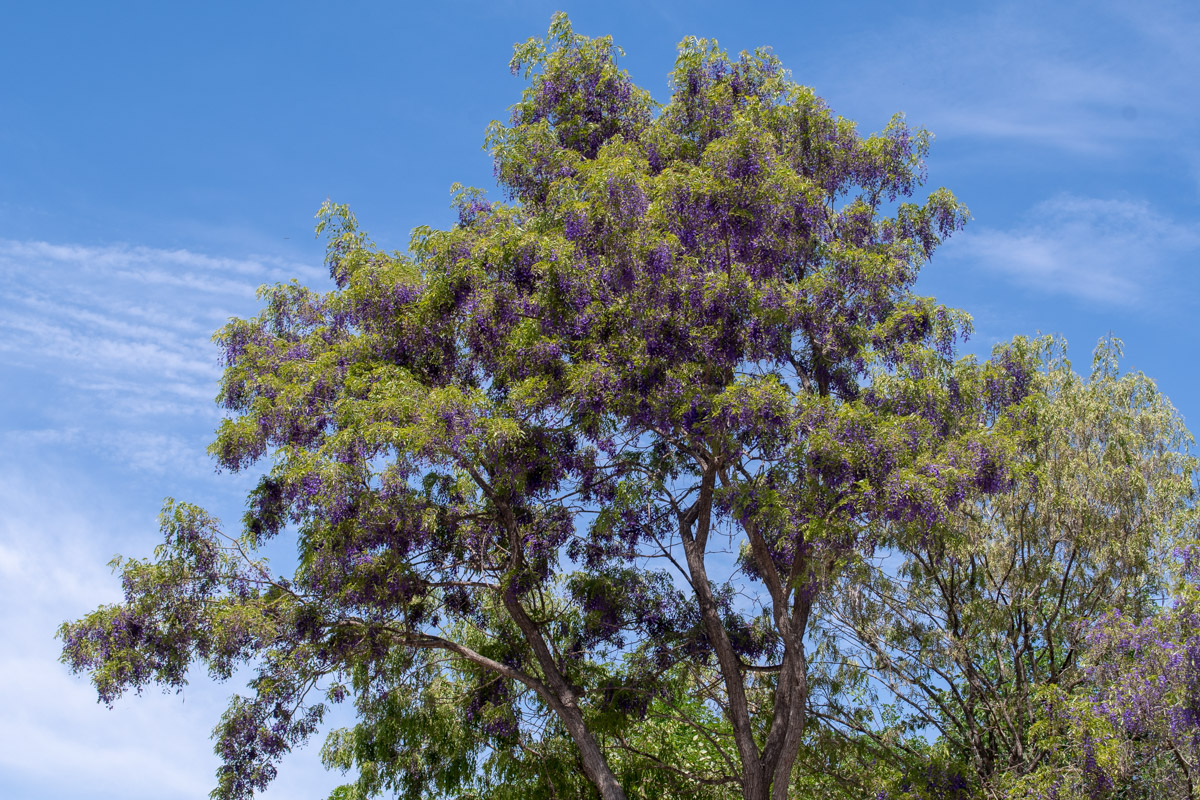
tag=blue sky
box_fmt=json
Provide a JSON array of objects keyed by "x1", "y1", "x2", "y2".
[{"x1": 2, "y1": 1, "x2": 1197, "y2": 797}]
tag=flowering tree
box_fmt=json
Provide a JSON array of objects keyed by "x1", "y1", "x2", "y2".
[
  {"x1": 999, "y1": 528, "x2": 1199, "y2": 800},
  {"x1": 1073, "y1": 548, "x2": 1200, "y2": 799},
  {"x1": 58, "y1": 14, "x2": 1032, "y2": 800},
  {"x1": 1005, "y1": 549, "x2": 1200, "y2": 800},
  {"x1": 816, "y1": 338, "x2": 1197, "y2": 799}
]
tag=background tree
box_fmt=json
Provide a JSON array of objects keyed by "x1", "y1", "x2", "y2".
[
  {"x1": 1055, "y1": 542, "x2": 1200, "y2": 799},
  {"x1": 58, "y1": 14, "x2": 1032, "y2": 800},
  {"x1": 816, "y1": 337, "x2": 1198, "y2": 799}
]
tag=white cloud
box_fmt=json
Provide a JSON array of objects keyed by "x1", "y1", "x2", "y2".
[
  {"x1": 0, "y1": 238, "x2": 321, "y2": 476},
  {"x1": 828, "y1": 0, "x2": 1200, "y2": 160},
  {"x1": 0, "y1": 237, "x2": 345, "y2": 797},
  {"x1": 0, "y1": 239, "x2": 320, "y2": 285},
  {"x1": 943, "y1": 193, "x2": 1200, "y2": 304},
  {"x1": 0, "y1": 471, "x2": 213, "y2": 799},
  {"x1": 1, "y1": 312, "x2": 218, "y2": 379},
  {"x1": 0, "y1": 469, "x2": 344, "y2": 800}
]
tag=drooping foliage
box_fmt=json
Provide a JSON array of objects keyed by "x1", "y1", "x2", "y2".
[
  {"x1": 1070, "y1": 546, "x2": 1200, "y2": 798},
  {"x1": 815, "y1": 337, "x2": 1198, "y2": 799},
  {"x1": 59, "y1": 14, "x2": 1035, "y2": 800},
  {"x1": 1001, "y1": 539, "x2": 1200, "y2": 800}
]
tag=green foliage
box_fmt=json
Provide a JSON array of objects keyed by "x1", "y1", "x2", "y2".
[{"x1": 817, "y1": 336, "x2": 1198, "y2": 797}]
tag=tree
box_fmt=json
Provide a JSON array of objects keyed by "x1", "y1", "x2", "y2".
[
  {"x1": 1064, "y1": 542, "x2": 1200, "y2": 799},
  {"x1": 58, "y1": 14, "x2": 1032, "y2": 800},
  {"x1": 816, "y1": 337, "x2": 1198, "y2": 799},
  {"x1": 1001, "y1": 542, "x2": 1200, "y2": 800}
]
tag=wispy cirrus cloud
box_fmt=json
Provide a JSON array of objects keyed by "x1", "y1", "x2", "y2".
[
  {"x1": 0, "y1": 239, "x2": 342, "y2": 798},
  {"x1": 942, "y1": 193, "x2": 1200, "y2": 305},
  {"x1": 827, "y1": 0, "x2": 1200, "y2": 161},
  {"x1": 0, "y1": 239, "x2": 323, "y2": 283},
  {"x1": 0, "y1": 239, "x2": 321, "y2": 474}
]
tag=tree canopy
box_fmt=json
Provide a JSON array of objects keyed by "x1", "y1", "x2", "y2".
[
  {"x1": 815, "y1": 337, "x2": 1198, "y2": 798},
  {"x1": 58, "y1": 14, "x2": 1195, "y2": 800}
]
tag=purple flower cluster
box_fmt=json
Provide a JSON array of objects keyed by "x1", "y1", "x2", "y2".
[
  {"x1": 463, "y1": 675, "x2": 520, "y2": 740},
  {"x1": 212, "y1": 690, "x2": 326, "y2": 800},
  {"x1": 1076, "y1": 565, "x2": 1200, "y2": 794},
  {"x1": 877, "y1": 759, "x2": 973, "y2": 800},
  {"x1": 505, "y1": 18, "x2": 650, "y2": 181}
]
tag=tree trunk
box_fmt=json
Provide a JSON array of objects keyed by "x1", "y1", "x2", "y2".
[
  {"x1": 562, "y1": 707, "x2": 628, "y2": 800},
  {"x1": 677, "y1": 465, "x2": 809, "y2": 800},
  {"x1": 502, "y1": 590, "x2": 628, "y2": 800}
]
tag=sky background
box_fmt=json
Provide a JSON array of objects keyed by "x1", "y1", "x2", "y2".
[{"x1": 2, "y1": 1, "x2": 1198, "y2": 797}]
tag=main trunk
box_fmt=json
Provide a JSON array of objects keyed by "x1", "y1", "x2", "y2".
[
  {"x1": 485, "y1": 490, "x2": 629, "y2": 800},
  {"x1": 556, "y1": 700, "x2": 628, "y2": 800},
  {"x1": 679, "y1": 466, "x2": 811, "y2": 800}
]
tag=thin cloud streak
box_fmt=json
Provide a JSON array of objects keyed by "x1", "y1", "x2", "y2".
[
  {"x1": 944, "y1": 193, "x2": 1200, "y2": 305},
  {"x1": 827, "y1": 0, "x2": 1200, "y2": 161},
  {"x1": 0, "y1": 238, "x2": 318, "y2": 475},
  {"x1": 1, "y1": 312, "x2": 217, "y2": 379},
  {"x1": 0, "y1": 239, "x2": 321, "y2": 284}
]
